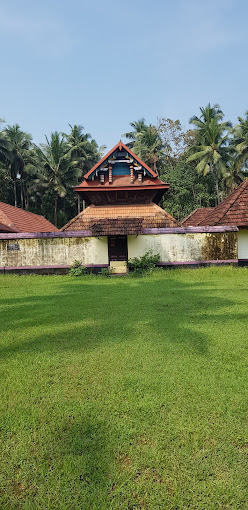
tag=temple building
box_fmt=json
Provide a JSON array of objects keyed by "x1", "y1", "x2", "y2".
[
  {"x1": 0, "y1": 142, "x2": 239, "y2": 274},
  {"x1": 62, "y1": 141, "x2": 178, "y2": 272},
  {"x1": 181, "y1": 177, "x2": 248, "y2": 265}
]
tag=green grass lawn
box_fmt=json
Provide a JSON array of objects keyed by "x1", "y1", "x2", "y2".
[{"x1": 0, "y1": 267, "x2": 248, "y2": 510}]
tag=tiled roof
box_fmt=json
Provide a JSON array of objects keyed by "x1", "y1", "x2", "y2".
[
  {"x1": 0, "y1": 222, "x2": 18, "y2": 233},
  {"x1": 0, "y1": 202, "x2": 58, "y2": 233},
  {"x1": 181, "y1": 208, "x2": 213, "y2": 226},
  {"x1": 200, "y1": 179, "x2": 248, "y2": 226},
  {"x1": 62, "y1": 203, "x2": 178, "y2": 235}
]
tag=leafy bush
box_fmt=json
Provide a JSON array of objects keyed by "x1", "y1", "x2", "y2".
[
  {"x1": 99, "y1": 267, "x2": 114, "y2": 277},
  {"x1": 68, "y1": 260, "x2": 87, "y2": 276},
  {"x1": 127, "y1": 251, "x2": 161, "y2": 275}
]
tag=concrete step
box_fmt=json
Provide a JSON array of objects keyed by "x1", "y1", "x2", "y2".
[{"x1": 109, "y1": 261, "x2": 127, "y2": 274}]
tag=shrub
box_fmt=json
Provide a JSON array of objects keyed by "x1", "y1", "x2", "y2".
[
  {"x1": 127, "y1": 251, "x2": 161, "y2": 275},
  {"x1": 99, "y1": 267, "x2": 114, "y2": 277},
  {"x1": 68, "y1": 260, "x2": 87, "y2": 276}
]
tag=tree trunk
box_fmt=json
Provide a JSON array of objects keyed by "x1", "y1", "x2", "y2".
[
  {"x1": 13, "y1": 177, "x2": 17, "y2": 207},
  {"x1": 77, "y1": 194, "x2": 81, "y2": 215},
  {"x1": 20, "y1": 179, "x2": 24, "y2": 209},
  {"x1": 83, "y1": 200, "x2": 85, "y2": 211},
  {"x1": 54, "y1": 192, "x2": 58, "y2": 227},
  {"x1": 215, "y1": 177, "x2": 220, "y2": 205},
  {"x1": 211, "y1": 162, "x2": 220, "y2": 205},
  {"x1": 24, "y1": 184, "x2": 29, "y2": 209}
]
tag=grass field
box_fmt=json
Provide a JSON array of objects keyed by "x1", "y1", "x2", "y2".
[{"x1": 0, "y1": 267, "x2": 248, "y2": 509}]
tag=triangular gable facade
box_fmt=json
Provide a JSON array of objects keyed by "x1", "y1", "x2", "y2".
[
  {"x1": 83, "y1": 140, "x2": 157, "y2": 180},
  {"x1": 75, "y1": 141, "x2": 169, "y2": 205}
]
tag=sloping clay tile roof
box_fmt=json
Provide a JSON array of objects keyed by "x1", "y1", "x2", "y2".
[
  {"x1": 200, "y1": 179, "x2": 248, "y2": 226},
  {"x1": 181, "y1": 208, "x2": 213, "y2": 226},
  {"x1": 0, "y1": 202, "x2": 58, "y2": 233},
  {"x1": 0, "y1": 221, "x2": 18, "y2": 233},
  {"x1": 62, "y1": 203, "x2": 178, "y2": 235}
]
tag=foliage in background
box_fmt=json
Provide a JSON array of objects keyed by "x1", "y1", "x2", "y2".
[
  {"x1": 186, "y1": 104, "x2": 232, "y2": 205},
  {"x1": 0, "y1": 105, "x2": 248, "y2": 225},
  {"x1": 160, "y1": 161, "x2": 215, "y2": 221},
  {"x1": 125, "y1": 107, "x2": 248, "y2": 219},
  {"x1": 232, "y1": 111, "x2": 248, "y2": 175},
  {"x1": 0, "y1": 122, "x2": 102, "y2": 228}
]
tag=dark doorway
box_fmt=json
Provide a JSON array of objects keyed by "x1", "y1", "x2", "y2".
[{"x1": 108, "y1": 236, "x2": 127, "y2": 262}]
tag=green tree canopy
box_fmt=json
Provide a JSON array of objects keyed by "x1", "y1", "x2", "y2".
[{"x1": 187, "y1": 104, "x2": 232, "y2": 204}]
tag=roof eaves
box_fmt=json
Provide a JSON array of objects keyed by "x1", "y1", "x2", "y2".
[
  {"x1": 203, "y1": 180, "x2": 248, "y2": 226},
  {"x1": 181, "y1": 209, "x2": 200, "y2": 225},
  {"x1": 0, "y1": 222, "x2": 19, "y2": 233}
]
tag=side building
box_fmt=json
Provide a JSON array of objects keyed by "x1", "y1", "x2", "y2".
[
  {"x1": 181, "y1": 178, "x2": 248, "y2": 265},
  {"x1": 0, "y1": 201, "x2": 58, "y2": 233}
]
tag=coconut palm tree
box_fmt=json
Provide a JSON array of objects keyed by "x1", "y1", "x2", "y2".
[
  {"x1": 0, "y1": 120, "x2": 10, "y2": 165},
  {"x1": 4, "y1": 124, "x2": 32, "y2": 207},
  {"x1": 187, "y1": 104, "x2": 232, "y2": 204},
  {"x1": 64, "y1": 124, "x2": 102, "y2": 173},
  {"x1": 63, "y1": 125, "x2": 90, "y2": 170},
  {"x1": 233, "y1": 112, "x2": 248, "y2": 172},
  {"x1": 189, "y1": 103, "x2": 224, "y2": 129},
  {"x1": 63, "y1": 124, "x2": 104, "y2": 212},
  {"x1": 31, "y1": 132, "x2": 81, "y2": 226},
  {"x1": 122, "y1": 119, "x2": 147, "y2": 148},
  {"x1": 132, "y1": 125, "x2": 164, "y2": 174}
]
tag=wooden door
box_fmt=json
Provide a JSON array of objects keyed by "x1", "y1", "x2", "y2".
[{"x1": 108, "y1": 236, "x2": 127, "y2": 261}]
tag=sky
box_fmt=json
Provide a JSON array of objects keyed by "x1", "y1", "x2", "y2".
[{"x1": 0, "y1": 0, "x2": 247, "y2": 151}]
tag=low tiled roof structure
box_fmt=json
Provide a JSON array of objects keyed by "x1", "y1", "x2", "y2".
[
  {"x1": 0, "y1": 221, "x2": 18, "y2": 233},
  {"x1": 61, "y1": 203, "x2": 179, "y2": 235},
  {"x1": 200, "y1": 179, "x2": 248, "y2": 226},
  {"x1": 0, "y1": 202, "x2": 58, "y2": 233},
  {"x1": 181, "y1": 208, "x2": 213, "y2": 226}
]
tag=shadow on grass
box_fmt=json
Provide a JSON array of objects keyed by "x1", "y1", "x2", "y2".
[
  {"x1": 0, "y1": 276, "x2": 236, "y2": 360},
  {"x1": 53, "y1": 416, "x2": 113, "y2": 508}
]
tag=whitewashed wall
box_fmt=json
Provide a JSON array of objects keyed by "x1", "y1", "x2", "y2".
[
  {"x1": 0, "y1": 230, "x2": 238, "y2": 270},
  {"x1": 128, "y1": 232, "x2": 237, "y2": 263},
  {"x1": 0, "y1": 236, "x2": 108, "y2": 267},
  {"x1": 237, "y1": 229, "x2": 248, "y2": 260}
]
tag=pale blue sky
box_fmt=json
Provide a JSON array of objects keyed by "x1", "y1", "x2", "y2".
[{"x1": 0, "y1": 0, "x2": 247, "y2": 151}]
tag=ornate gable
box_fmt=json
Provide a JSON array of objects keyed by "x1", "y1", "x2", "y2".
[
  {"x1": 84, "y1": 140, "x2": 157, "y2": 182},
  {"x1": 75, "y1": 141, "x2": 169, "y2": 205}
]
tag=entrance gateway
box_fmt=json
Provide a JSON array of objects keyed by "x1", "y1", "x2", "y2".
[{"x1": 108, "y1": 235, "x2": 128, "y2": 273}]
